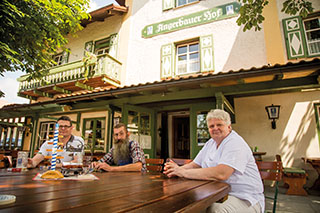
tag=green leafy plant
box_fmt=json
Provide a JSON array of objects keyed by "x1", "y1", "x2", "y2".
[
  {"x1": 82, "y1": 51, "x2": 97, "y2": 82},
  {"x1": 0, "y1": 0, "x2": 90, "y2": 94},
  {"x1": 237, "y1": 0, "x2": 314, "y2": 31}
]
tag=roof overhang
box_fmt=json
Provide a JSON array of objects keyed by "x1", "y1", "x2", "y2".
[
  {"x1": 1, "y1": 58, "x2": 319, "y2": 117},
  {"x1": 81, "y1": 4, "x2": 128, "y2": 27}
]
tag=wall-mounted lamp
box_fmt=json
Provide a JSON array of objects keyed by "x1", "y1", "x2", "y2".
[{"x1": 265, "y1": 104, "x2": 280, "y2": 129}]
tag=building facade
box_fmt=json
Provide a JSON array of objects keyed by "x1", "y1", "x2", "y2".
[{"x1": 0, "y1": 0, "x2": 320, "y2": 184}]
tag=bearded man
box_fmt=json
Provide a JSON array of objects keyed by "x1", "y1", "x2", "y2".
[{"x1": 91, "y1": 123, "x2": 146, "y2": 172}]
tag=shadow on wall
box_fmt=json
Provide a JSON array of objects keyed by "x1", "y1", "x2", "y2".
[
  {"x1": 279, "y1": 102, "x2": 318, "y2": 188},
  {"x1": 221, "y1": 23, "x2": 267, "y2": 72}
]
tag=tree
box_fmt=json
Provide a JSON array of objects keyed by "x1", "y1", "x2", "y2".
[
  {"x1": 0, "y1": 0, "x2": 90, "y2": 80},
  {"x1": 237, "y1": 0, "x2": 314, "y2": 31}
]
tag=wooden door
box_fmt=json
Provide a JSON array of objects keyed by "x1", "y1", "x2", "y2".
[{"x1": 173, "y1": 116, "x2": 190, "y2": 159}]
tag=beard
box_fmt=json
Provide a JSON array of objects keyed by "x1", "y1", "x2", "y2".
[{"x1": 113, "y1": 138, "x2": 130, "y2": 165}]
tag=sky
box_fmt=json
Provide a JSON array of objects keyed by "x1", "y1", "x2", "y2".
[{"x1": 0, "y1": 0, "x2": 117, "y2": 105}]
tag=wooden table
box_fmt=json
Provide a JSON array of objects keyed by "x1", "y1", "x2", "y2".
[
  {"x1": 302, "y1": 157, "x2": 320, "y2": 190},
  {"x1": 253, "y1": 152, "x2": 266, "y2": 161},
  {"x1": 0, "y1": 169, "x2": 230, "y2": 212}
]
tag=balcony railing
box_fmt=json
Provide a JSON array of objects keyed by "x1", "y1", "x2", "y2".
[{"x1": 18, "y1": 53, "x2": 121, "y2": 99}]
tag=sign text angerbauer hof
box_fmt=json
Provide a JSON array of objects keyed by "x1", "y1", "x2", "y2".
[{"x1": 142, "y1": 2, "x2": 240, "y2": 38}]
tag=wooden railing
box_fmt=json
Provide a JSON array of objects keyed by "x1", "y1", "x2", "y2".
[{"x1": 18, "y1": 53, "x2": 122, "y2": 92}]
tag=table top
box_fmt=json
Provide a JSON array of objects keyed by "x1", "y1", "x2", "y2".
[
  {"x1": 253, "y1": 152, "x2": 267, "y2": 155},
  {"x1": 302, "y1": 157, "x2": 320, "y2": 168},
  {"x1": 0, "y1": 169, "x2": 230, "y2": 212}
]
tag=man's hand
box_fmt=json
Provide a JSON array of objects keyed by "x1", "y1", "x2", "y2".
[
  {"x1": 27, "y1": 158, "x2": 34, "y2": 168},
  {"x1": 163, "y1": 160, "x2": 184, "y2": 178},
  {"x1": 91, "y1": 162, "x2": 114, "y2": 172}
]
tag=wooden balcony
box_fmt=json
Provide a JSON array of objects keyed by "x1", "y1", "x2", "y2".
[{"x1": 17, "y1": 53, "x2": 121, "y2": 100}]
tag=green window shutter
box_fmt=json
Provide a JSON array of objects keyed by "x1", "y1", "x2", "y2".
[
  {"x1": 161, "y1": 43, "x2": 175, "y2": 79},
  {"x1": 200, "y1": 35, "x2": 214, "y2": 72},
  {"x1": 163, "y1": 0, "x2": 174, "y2": 11},
  {"x1": 62, "y1": 49, "x2": 70, "y2": 64},
  {"x1": 84, "y1": 40, "x2": 94, "y2": 55},
  {"x1": 282, "y1": 16, "x2": 307, "y2": 59},
  {"x1": 109, "y1": 33, "x2": 118, "y2": 58}
]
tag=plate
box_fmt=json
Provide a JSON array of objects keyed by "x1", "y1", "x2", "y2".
[{"x1": 0, "y1": 195, "x2": 16, "y2": 205}]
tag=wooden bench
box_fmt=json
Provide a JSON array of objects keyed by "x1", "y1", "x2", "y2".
[{"x1": 283, "y1": 167, "x2": 308, "y2": 196}]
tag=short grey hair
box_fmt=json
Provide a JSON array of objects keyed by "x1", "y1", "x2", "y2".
[{"x1": 206, "y1": 109, "x2": 231, "y2": 125}]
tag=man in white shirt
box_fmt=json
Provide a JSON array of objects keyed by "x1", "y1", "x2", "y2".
[
  {"x1": 164, "y1": 109, "x2": 264, "y2": 213},
  {"x1": 28, "y1": 116, "x2": 84, "y2": 168}
]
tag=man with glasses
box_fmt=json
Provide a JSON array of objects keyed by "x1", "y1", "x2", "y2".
[
  {"x1": 28, "y1": 116, "x2": 84, "y2": 168},
  {"x1": 91, "y1": 123, "x2": 146, "y2": 172}
]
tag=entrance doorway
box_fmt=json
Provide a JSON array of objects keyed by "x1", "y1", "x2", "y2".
[{"x1": 173, "y1": 116, "x2": 190, "y2": 159}]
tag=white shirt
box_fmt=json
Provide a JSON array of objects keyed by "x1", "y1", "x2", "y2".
[
  {"x1": 38, "y1": 135, "x2": 84, "y2": 163},
  {"x1": 194, "y1": 130, "x2": 265, "y2": 212}
]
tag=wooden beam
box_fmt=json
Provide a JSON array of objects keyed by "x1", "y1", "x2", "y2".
[
  {"x1": 273, "y1": 73, "x2": 284, "y2": 80},
  {"x1": 53, "y1": 86, "x2": 72, "y2": 94},
  {"x1": 17, "y1": 93, "x2": 37, "y2": 101},
  {"x1": 75, "y1": 82, "x2": 94, "y2": 91},
  {"x1": 40, "y1": 115, "x2": 77, "y2": 124},
  {"x1": 102, "y1": 77, "x2": 120, "y2": 87},
  {"x1": 33, "y1": 89, "x2": 54, "y2": 98},
  {"x1": 215, "y1": 92, "x2": 234, "y2": 114},
  {"x1": 0, "y1": 121, "x2": 24, "y2": 127},
  {"x1": 236, "y1": 79, "x2": 245, "y2": 84}
]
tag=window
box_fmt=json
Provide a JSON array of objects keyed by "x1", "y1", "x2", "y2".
[
  {"x1": 127, "y1": 110, "x2": 152, "y2": 150},
  {"x1": 0, "y1": 127, "x2": 7, "y2": 148},
  {"x1": 161, "y1": 35, "x2": 214, "y2": 79},
  {"x1": 53, "y1": 53, "x2": 63, "y2": 66},
  {"x1": 52, "y1": 50, "x2": 69, "y2": 66},
  {"x1": 176, "y1": 41, "x2": 200, "y2": 75},
  {"x1": 163, "y1": 0, "x2": 199, "y2": 10},
  {"x1": 176, "y1": 0, "x2": 198, "y2": 7},
  {"x1": 94, "y1": 37, "x2": 111, "y2": 55},
  {"x1": 83, "y1": 118, "x2": 106, "y2": 153},
  {"x1": 0, "y1": 126, "x2": 24, "y2": 150},
  {"x1": 128, "y1": 111, "x2": 151, "y2": 136},
  {"x1": 197, "y1": 112, "x2": 210, "y2": 146},
  {"x1": 303, "y1": 17, "x2": 320, "y2": 56},
  {"x1": 283, "y1": 15, "x2": 320, "y2": 59},
  {"x1": 38, "y1": 122, "x2": 56, "y2": 149},
  {"x1": 84, "y1": 34, "x2": 118, "y2": 58}
]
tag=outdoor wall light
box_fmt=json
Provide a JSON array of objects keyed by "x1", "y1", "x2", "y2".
[{"x1": 265, "y1": 104, "x2": 280, "y2": 129}]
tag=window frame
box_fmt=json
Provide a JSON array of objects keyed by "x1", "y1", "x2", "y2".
[
  {"x1": 82, "y1": 117, "x2": 106, "y2": 153},
  {"x1": 176, "y1": 41, "x2": 200, "y2": 76},
  {"x1": 37, "y1": 121, "x2": 56, "y2": 149},
  {"x1": 94, "y1": 37, "x2": 111, "y2": 55},
  {"x1": 176, "y1": 0, "x2": 199, "y2": 8},
  {"x1": 302, "y1": 16, "x2": 320, "y2": 57},
  {"x1": 53, "y1": 53, "x2": 64, "y2": 66}
]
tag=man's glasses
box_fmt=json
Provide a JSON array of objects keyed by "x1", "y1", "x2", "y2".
[{"x1": 58, "y1": 125, "x2": 72, "y2": 129}]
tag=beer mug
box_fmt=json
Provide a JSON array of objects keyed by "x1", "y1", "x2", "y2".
[
  {"x1": 75, "y1": 152, "x2": 83, "y2": 165},
  {"x1": 16, "y1": 151, "x2": 28, "y2": 168}
]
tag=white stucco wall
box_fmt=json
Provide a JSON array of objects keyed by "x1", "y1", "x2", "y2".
[
  {"x1": 125, "y1": 0, "x2": 267, "y2": 86},
  {"x1": 233, "y1": 90, "x2": 320, "y2": 168},
  {"x1": 65, "y1": 14, "x2": 124, "y2": 63}
]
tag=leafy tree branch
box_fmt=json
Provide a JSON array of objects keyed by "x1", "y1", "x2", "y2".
[{"x1": 237, "y1": 0, "x2": 314, "y2": 31}]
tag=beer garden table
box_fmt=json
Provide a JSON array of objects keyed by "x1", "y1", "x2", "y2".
[
  {"x1": 0, "y1": 169, "x2": 230, "y2": 212},
  {"x1": 302, "y1": 157, "x2": 320, "y2": 190}
]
